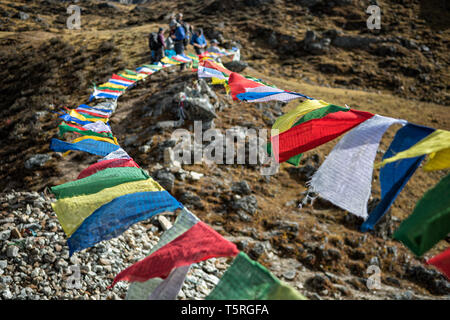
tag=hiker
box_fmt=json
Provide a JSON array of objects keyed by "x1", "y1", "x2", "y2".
[
  {"x1": 207, "y1": 39, "x2": 225, "y2": 54},
  {"x1": 176, "y1": 13, "x2": 191, "y2": 49},
  {"x1": 149, "y1": 28, "x2": 166, "y2": 63},
  {"x1": 171, "y1": 21, "x2": 186, "y2": 55},
  {"x1": 190, "y1": 28, "x2": 207, "y2": 55},
  {"x1": 170, "y1": 21, "x2": 187, "y2": 70}
]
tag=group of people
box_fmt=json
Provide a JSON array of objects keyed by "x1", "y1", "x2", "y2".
[{"x1": 148, "y1": 13, "x2": 225, "y2": 64}]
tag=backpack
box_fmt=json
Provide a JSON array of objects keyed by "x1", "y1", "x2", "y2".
[
  {"x1": 149, "y1": 32, "x2": 160, "y2": 50},
  {"x1": 182, "y1": 23, "x2": 190, "y2": 46}
]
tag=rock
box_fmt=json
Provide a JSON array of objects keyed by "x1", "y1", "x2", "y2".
[
  {"x1": 139, "y1": 145, "x2": 151, "y2": 153},
  {"x1": 99, "y1": 258, "x2": 111, "y2": 266},
  {"x1": 303, "y1": 30, "x2": 330, "y2": 55},
  {"x1": 188, "y1": 171, "x2": 204, "y2": 181},
  {"x1": 305, "y1": 274, "x2": 334, "y2": 293},
  {"x1": 0, "y1": 260, "x2": 7, "y2": 270},
  {"x1": 10, "y1": 228, "x2": 22, "y2": 239},
  {"x1": 2, "y1": 289, "x2": 13, "y2": 299},
  {"x1": 43, "y1": 252, "x2": 56, "y2": 263},
  {"x1": 17, "y1": 11, "x2": 30, "y2": 20},
  {"x1": 179, "y1": 191, "x2": 203, "y2": 210},
  {"x1": 231, "y1": 181, "x2": 252, "y2": 195},
  {"x1": 287, "y1": 164, "x2": 317, "y2": 181},
  {"x1": 154, "y1": 170, "x2": 175, "y2": 192},
  {"x1": 156, "y1": 120, "x2": 181, "y2": 130},
  {"x1": 7, "y1": 245, "x2": 19, "y2": 258},
  {"x1": 406, "y1": 265, "x2": 450, "y2": 295},
  {"x1": 24, "y1": 154, "x2": 51, "y2": 169},
  {"x1": 283, "y1": 270, "x2": 297, "y2": 281},
  {"x1": 332, "y1": 35, "x2": 379, "y2": 49},
  {"x1": 0, "y1": 230, "x2": 11, "y2": 240},
  {"x1": 97, "y1": 3, "x2": 118, "y2": 10},
  {"x1": 123, "y1": 135, "x2": 138, "y2": 147},
  {"x1": 249, "y1": 242, "x2": 266, "y2": 259},
  {"x1": 231, "y1": 195, "x2": 258, "y2": 215},
  {"x1": 223, "y1": 61, "x2": 249, "y2": 73}
]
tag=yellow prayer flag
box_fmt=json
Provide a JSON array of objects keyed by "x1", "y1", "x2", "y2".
[
  {"x1": 52, "y1": 179, "x2": 164, "y2": 237},
  {"x1": 375, "y1": 129, "x2": 450, "y2": 170}
]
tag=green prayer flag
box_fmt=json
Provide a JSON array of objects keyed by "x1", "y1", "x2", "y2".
[
  {"x1": 58, "y1": 123, "x2": 114, "y2": 139},
  {"x1": 206, "y1": 252, "x2": 306, "y2": 300},
  {"x1": 51, "y1": 167, "x2": 150, "y2": 199},
  {"x1": 394, "y1": 173, "x2": 450, "y2": 256}
]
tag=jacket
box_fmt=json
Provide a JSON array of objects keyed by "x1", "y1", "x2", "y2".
[
  {"x1": 190, "y1": 34, "x2": 206, "y2": 46},
  {"x1": 174, "y1": 26, "x2": 186, "y2": 42}
]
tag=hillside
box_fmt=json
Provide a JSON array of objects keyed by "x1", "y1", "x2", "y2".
[{"x1": 0, "y1": 0, "x2": 449, "y2": 300}]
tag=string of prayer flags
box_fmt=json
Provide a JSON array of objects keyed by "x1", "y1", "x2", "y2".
[
  {"x1": 394, "y1": 173, "x2": 450, "y2": 256},
  {"x1": 52, "y1": 178, "x2": 165, "y2": 237},
  {"x1": 376, "y1": 129, "x2": 450, "y2": 171},
  {"x1": 50, "y1": 167, "x2": 150, "y2": 199},
  {"x1": 361, "y1": 123, "x2": 436, "y2": 232},
  {"x1": 77, "y1": 158, "x2": 140, "y2": 179},
  {"x1": 309, "y1": 115, "x2": 406, "y2": 219},
  {"x1": 50, "y1": 138, "x2": 120, "y2": 157},
  {"x1": 127, "y1": 208, "x2": 200, "y2": 300},
  {"x1": 271, "y1": 109, "x2": 374, "y2": 163},
  {"x1": 427, "y1": 248, "x2": 450, "y2": 280},
  {"x1": 206, "y1": 252, "x2": 306, "y2": 300},
  {"x1": 67, "y1": 191, "x2": 183, "y2": 255},
  {"x1": 110, "y1": 221, "x2": 239, "y2": 287}
]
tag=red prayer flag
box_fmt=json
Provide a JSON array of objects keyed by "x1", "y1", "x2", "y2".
[
  {"x1": 111, "y1": 74, "x2": 135, "y2": 84},
  {"x1": 77, "y1": 158, "x2": 140, "y2": 179},
  {"x1": 272, "y1": 110, "x2": 374, "y2": 163},
  {"x1": 228, "y1": 72, "x2": 264, "y2": 101},
  {"x1": 427, "y1": 248, "x2": 450, "y2": 280},
  {"x1": 109, "y1": 221, "x2": 239, "y2": 287}
]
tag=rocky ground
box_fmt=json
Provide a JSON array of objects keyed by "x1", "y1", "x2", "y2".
[
  {"x1": 1, "y1": 191, "x2": 448, "y2": 300},
  {"x1": 0, "y1": 0, "x2": 449, "y2": 300}
]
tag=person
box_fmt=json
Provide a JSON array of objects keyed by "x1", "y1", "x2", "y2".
[
  {"x1": 207, "y1": 39, "x2": 226, "y2": 54},
  {"x1": 171, "y1": 21, "x2": 187, "y2": 70},
  {"x1": 176, "y1": 13, "x2": 191, "y2": 49},
  {"x1": 155, "y1": 27, "x2": 166, "y2": 62},
  {"x1": 149, "y1": 28, "x2": 166, "y2": 63},
  {"x1": 171, "y1": 22, "x2": 186, "y2": 55},
  {"x1": 190, "y1": 28, "x2": 207, "y2": 55}
]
